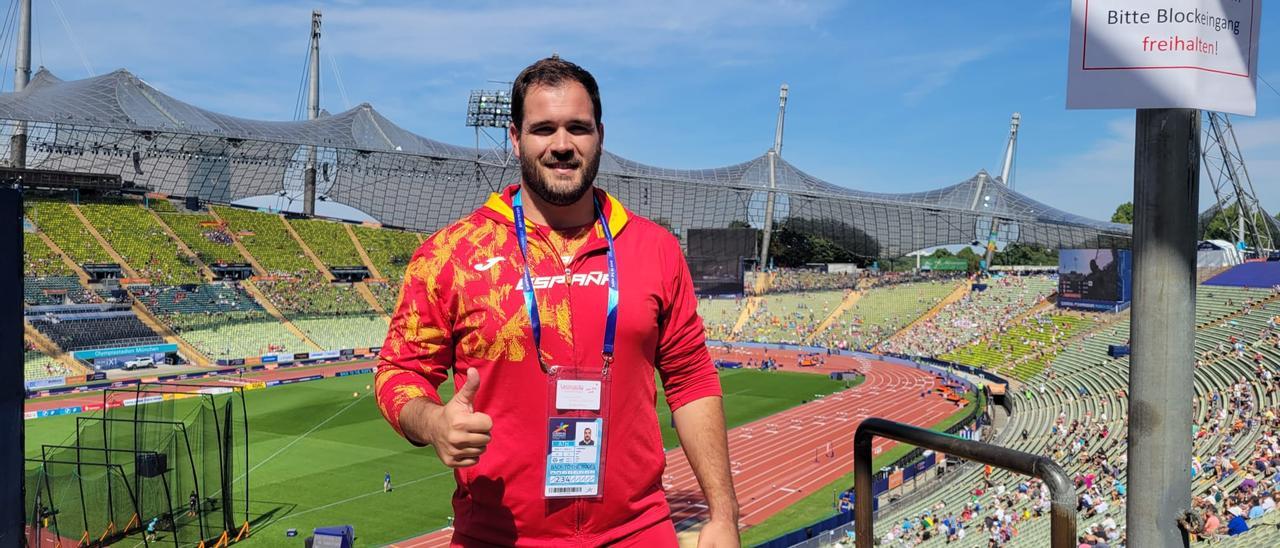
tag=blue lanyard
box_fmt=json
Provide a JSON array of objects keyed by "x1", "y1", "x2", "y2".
[{"x1": 512, "y1": 189, "x2": 619, "y2": 373}]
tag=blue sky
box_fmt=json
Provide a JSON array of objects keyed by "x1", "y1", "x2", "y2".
[{"x1": 10, "y1": 0, "x2": 1280, "y2": 221}]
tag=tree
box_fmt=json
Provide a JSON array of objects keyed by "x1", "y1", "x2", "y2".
[
  {"x1": 1201, "y1": 204, "x2": 1280, "y2": 246},
  {"x1": 994, "y1": 243, "x2": 1059, "y2": 266},
  {"x1": 768, "y1": 226, "x2": 855, "y2": 267},
  {"x1": 1111, "y1": 202, "x2": 1134, "y2": 224},
  {"x1": 727, "y1": 220, "x2": 752, "y2": 229},
  {"x1": 954, "y1": 247, "x2": 982, "y2": 272},
  {"x1": 765, "y1": 217, "x2": 880, "y2": 267}
]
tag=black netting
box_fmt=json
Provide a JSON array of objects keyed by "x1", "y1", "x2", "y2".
[
  {"x1": 27, "y1": 386, "x2": 248, "y2": 547},
  {"x1": 0, "y1": 69, "x2": 1130, "y2": 258}
]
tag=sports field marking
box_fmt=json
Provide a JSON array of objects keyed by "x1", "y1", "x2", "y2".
[
  {"x1": 240, "y1": 393, "x2": 369, "y2": 481},
  {"x1": 280, "y1": 469, "x2": 453, "y2": 521}
]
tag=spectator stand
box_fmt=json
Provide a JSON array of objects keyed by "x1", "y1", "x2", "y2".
[
  {"x1": 282, "y1": 215, "x2": 387, "y2": 316},
  {"x1": 835, "y1": 284, "x2": 1280, "y2": 548},
  {"x1": 804, "y1": 290, "x2": 866, "y2": 346},
  {"x1": 834, "y1": 280, "x2": 959, "y2": 352},
  {"x1": 873, "y1": 278, "x2": 974, "y2": 353},
  {"x1": 204, "y1": 206, "x2": 272, "y2": 277},
  {"x1": 154, "y1": 209, "x2": 250, "y2": 268},
  {"x1": 141, "y1": 205, "x2": 218, "y2": 281},
  {"x1": 78, "y1": 199, "x2": 206, "y2": 285},
  {"x1": 352, "y1": 223, "x2": 422, "y2": 312},
  {"x1": 63, "y1": 202, "x2": 143, "y2": 280},
  {"x1": 238, "y1": 279, "x2": 323, "y2": 352}
]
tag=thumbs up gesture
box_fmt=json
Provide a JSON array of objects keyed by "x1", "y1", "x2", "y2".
[{"x1": 405, "y1": 369, "x2": 494, "y2": 468}]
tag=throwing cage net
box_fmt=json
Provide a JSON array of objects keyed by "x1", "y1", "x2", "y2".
[{"x1": 25, "y1": 384, "x2": 249, "y2": 547}]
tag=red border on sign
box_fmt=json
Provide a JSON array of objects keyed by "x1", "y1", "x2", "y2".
[{"x1": 1081, "y1": 0, "x2": 1254, "y2": 78}]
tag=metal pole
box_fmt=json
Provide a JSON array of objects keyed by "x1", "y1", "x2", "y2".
[
  {"x1": 1237, "y1": 203, "x2": 1246, "y2": 249},
  {"x1": 999, "y1": 112, "x2": 1020, "y2": 188},
  {"x1": 302, "y1": 10, "x2": 321, "y2": 216},
  {"x1": 853, "y1": 418, "x2": 1075, "y2": 548},
  {"x1": 10, "y1": 0, "x2": 31, "y2": 168},
  {"x1": 759, "y1": 151, "x2": 777, "y2": 268},
  {"x1": 758, "y1": 84, "x2": 788, "y2": 268},
  {"x1": 1128, "y1": 108, "x2": 1198, "y2": 548}
]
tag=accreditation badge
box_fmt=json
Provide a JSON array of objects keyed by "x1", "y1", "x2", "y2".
[{"x1": 544, "y1": 366, "x2": 611, "y2": 498}]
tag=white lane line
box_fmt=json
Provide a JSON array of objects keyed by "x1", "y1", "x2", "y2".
[{"x1": 241, "y1": 393, "x2": 369, "y2": 480}]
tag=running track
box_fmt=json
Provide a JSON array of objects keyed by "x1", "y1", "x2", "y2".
[{"x1": 390, "y1": 349, "x2": 962, "y2": 547}]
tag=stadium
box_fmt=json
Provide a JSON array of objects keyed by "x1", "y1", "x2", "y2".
[{"x1": 7, "y1": 2, "x2": 1280, "y2": 548}]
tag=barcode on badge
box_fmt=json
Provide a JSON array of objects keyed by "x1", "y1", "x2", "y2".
[{"x1": 546, "y1": 486, "x2": 596, "y2": 497}]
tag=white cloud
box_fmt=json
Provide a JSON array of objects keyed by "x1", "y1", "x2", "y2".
[{"x1": 890, "y1": 46, "x2": 998, "y2": 105}]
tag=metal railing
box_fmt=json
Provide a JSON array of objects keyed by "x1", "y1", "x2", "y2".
[{"x1": 854, "y1": 418, "x2": 1077, "y2": 548}]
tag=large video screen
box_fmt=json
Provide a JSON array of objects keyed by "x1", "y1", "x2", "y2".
[
  {"x1": 688, "y1": 228, "x2": 756, "y2": 296},
  {"x1": 1058, "y1": 249, "x2": 1132, "y2": 311}
]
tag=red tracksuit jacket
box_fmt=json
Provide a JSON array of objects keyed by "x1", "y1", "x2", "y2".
[{"x1": 375, "y1": 184, "x2": 722, "y2": 546}]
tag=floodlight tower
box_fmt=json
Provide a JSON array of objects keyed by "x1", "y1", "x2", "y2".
[
  {"x1": 465, "y1": 88, "x2": 514, "y2": 192},
  {"x1": 9, "y1": 0, "x2": 30, "y2": 168},
  {"x1": 758, "y1": 84, "x2": 788, "y2": 270},
  {"x1": 302, "y1": 9, "x2": 321, "y2": 216},
  {"x1": 1202, "y1": 112, "x2": 1273, "y2": 251}
]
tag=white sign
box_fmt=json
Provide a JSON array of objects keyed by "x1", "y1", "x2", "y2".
[
  {"x1": 1067, "y1": 0, "x2": 1261, "y2": 115},
  {"x1": 555, "y1": 380, "x2": 602, "y2": 410}
]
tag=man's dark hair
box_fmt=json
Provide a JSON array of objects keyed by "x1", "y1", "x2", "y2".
[{"x1": 510, "y1": 56, "x2": 602, "y2": 133}]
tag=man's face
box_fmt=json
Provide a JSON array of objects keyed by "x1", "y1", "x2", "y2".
[
  {"x1": 510, "y1": 81, "x2": 603, "y2": 207},
  {"x1": 583, "y1": 428, "x2": 593, "y2": 441}
]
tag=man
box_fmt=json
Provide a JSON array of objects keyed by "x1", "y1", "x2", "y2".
[
  {"x1": 384, "y1": 471, "x2": 393, "y2": 493},
  {"x1": 187, "y1": 491, "x2": 199, "y2": 517},
  {"x1": 579, "y1": 427, "x2": 595, "y2": 446},
  {"x1": 375, "y1": 56, "x2": 738, "y2": 547}
]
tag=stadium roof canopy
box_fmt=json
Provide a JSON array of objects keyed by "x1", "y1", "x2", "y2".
[{"x1": 0, "y1": 68, "x2": 1131, "y2": 257}]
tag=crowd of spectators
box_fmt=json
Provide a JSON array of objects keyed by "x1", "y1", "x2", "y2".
[
  {"x1": 873, "y1": 406, "x2": 1128, "y2": 547},
  {"x1": 23, "y1": 241, "x2": 71, "y2": 277},
  {"x1": 815, "y1": 280, "x2": 959, "y2": 351},
  {"x1": 879, "y1": 275, "x2": 1056, "y2": 358},
  {"x1": 255, "y1": 274, "x2": 372, "y2": 315},
  {"x1": 202, "y1": 227, "x2": 233, "y2": 246},
  {"x1": 1184, "y1": 373, "x2": 1280, "y2": 541},
  {"x1": 24, "y1": 342, "x2": 73, "y2": 380},
  {"x1": 743, "y1": 290, "x2": 849, "y2": 345},
  {"x1": 875, "y1": 476, "x2": 1064, "y2": 546},
  {"x1": 939, "y1": 314, "x2": 1094, "y2": 381},
  {"x1": 747, "y1": 268, "x2": 861, "y2": 295}
]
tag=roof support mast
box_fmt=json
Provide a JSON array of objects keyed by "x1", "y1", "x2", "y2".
[
  {"x1": 303, "y1": 9, "x2": 321, "y2": 216},
  {"x1": 999, "y1": 112, "x2": 1020, "y2": 188},
  {"x1": 981, "y1": 112, "x2": 1021, "y2": 274},
  {"x1": 1202, "y1": 112, "x2": 1272, "y2": 252},
  {"x1": 9, "y1": 0, "x2": 30, "y2": 168},
  {"x1": 758, "y1": 84, "x2": 788, "y2": 270}
]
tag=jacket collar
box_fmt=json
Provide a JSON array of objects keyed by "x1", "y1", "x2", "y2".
[{"x1": 479, "y1": 184, "x2": 629, "y2": 238}]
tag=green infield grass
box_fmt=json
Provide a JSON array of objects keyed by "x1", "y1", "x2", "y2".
[{"x1": 25, "y1": 368, "x2": 849, "y2": 546}]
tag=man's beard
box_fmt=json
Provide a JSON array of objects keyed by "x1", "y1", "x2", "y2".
[{"x1": 520, "y1": 147, "x2": 602, "y2": 207}]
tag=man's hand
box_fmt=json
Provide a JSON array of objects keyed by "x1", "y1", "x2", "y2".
[
  {"x1": 697, "y1": 518, "x2": 740, "y2": 548},
  {"x1": 673, "y1": 396, "x2": 740, "y2": 548},
  {"x1": 401, "y1": 369, "x2": 493, "y2": 467}
]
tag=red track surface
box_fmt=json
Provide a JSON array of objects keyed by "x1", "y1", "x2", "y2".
[
  {"x1": 391, "y1": 349, "x2": 961, "y2": 547},
  {"x1": 23, "y1": 361, "x2": 378, "y2": 414}
]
